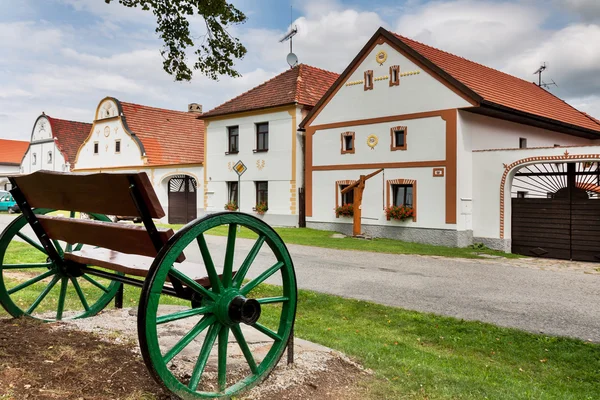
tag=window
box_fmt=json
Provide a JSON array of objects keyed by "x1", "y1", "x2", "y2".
[
  {"x1": 32, "y1": 153, "x2": 37, "y2": 165},
  {"x1": 47, "y1": 151, "x2": 52, "y2": 164},
  {"x1": 554, "y1": 144, "x2": 560, "y2": 147},
  {"x1": 517, "y1": 191, "x2": 527, "y2": 198},
  {"x1": 94, "y1": 142, "x2": 99, "y2": 154},
  {"x1": 340, "y1": 184, "x2": 354, "y2": 205},
  {"x1": 392, "y1": 184, "x2": 414, "y2": 207},
  {"x1": 341, "y1": 132, "x2": 355, "y2": 154},
  {"x1": 115, "y1": 140, "x2": 121, "y2": 153},
  {"x1": 255, "y1": 123, "x2": 269, "y2": 152},
  {"x1": 227, "y1": 126, "x2": 239, "y2": 154},
  {"x1": 256, "y1": 181, "x2": 268, "y2": 206},
  {"x1": 390, "y1": 126, "x2": 407, "y2": 151},
  {"x1": 389, "y1": 65, "x2": 400, "y2": 86},
  {"x1": 364, "y1": 70, "x2": 373, "y2": 91},
  {"x1": 519, "y1": 138, "x2": 527, "y2": 149},
  {"x1": 228, "y1": 181, "x2": 239, "y2": 204}
]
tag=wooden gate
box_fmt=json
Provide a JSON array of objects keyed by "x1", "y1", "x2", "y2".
[
  {"x1": 511, "y1": 162, "x2": 600, "y2": 261},
  {"x1": 168, "y1": 175, "x2": 197, "y2": 224}
]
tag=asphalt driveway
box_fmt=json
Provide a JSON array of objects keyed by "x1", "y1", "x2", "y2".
[{"x1": 1, "y1": 213, "x2": 598, "y2": 342}]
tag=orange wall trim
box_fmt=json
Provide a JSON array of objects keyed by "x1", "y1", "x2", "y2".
[{"x1": 314, "y1": 160, "x2": 445, "y2": 171}]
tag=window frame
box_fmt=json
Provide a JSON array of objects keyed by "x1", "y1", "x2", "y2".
[
  {"x1": 228, "y1": 181, "x2": 239, "y2": 204},
  {"x1": 227, "y1": 126, "x2": 239, "y2": 154},
  {"x1": 386, "y1": 179, "x2": 417, "y2": 222},
  {"x1": 364, "y1": 70, "x2": 373, "y2": 91},
  {"x1": 32, "y1": 153, "x2": 37, "y2": 165},
  {"x1": 390, "y1": 126, "x2": 407, "y2": 151},
  {"x1": 255, "y1": 181, "x2": 268, "y2": 207},
  {"x1": 93, "y1": 142, "x2": 99, "y2": 155},
  {"x1": 255, "y1": 122, "x2": 269, "y2": 152},
  {"x1": 389, "y1": 65, "x2": 400, "y2": 86},
  {"x1": 47, "y1": 151, "x2": 52, "y2": 164},
  {"x1": 519, "y1": 137, "x2": 527, "y2": 149},
  {"x1": 340, "y1": 131, "x2": 355, "y2": 154},
  {"x1": 115, "y1": 139, "x2": 121, "y2": 153}
]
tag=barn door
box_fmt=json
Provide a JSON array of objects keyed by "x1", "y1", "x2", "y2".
[
  {"x1": 511, "y1": 162, "x2": 600, "y2": 261},
  {"x1": 168, "y1": 175, "x2": 197, "y2": 224}
]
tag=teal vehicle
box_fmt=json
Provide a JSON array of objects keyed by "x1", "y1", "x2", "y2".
[{"x1": 0, "y1": 192, "x2": 16, "y2": 212}]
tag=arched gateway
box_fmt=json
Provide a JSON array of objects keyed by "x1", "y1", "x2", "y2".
[
  {"x1": 510, "y1": 160, "x2": 600, "y2": 261},
  {"x1": 168, "y1": 175, "x2": 197, "y2": 224}
]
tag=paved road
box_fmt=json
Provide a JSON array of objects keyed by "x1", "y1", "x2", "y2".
[{"x1": 1, "y1": 214, "x2": 599, "y2": 342}]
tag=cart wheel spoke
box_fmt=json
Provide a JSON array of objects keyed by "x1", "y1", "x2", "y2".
[
  {"x1": 233, "y1": 235, "x2": 265, "y2": 288},
  {"x1": 231, "y1": 324, "x2": 258, "y2": 374},
  {"x1": 188, "y1": 323, "x2": 221, "y2": 390},
  {"x1": 169, "y1": 267, "x2": 217, "y2": 301},
  {"x1": 82, "y1": 274, "x2": 110, "y2": 293},
  {"x1": 222, "y1": 224, "x2": 237, "y2": 288},
  {"x1": 2, "y1": 262, "x2": 52, "y2": 270},
  {"x1": 163, "y1": 315, "x2": 216, "y2": 364},
  {"x1": 256, "y1": 296, "x2": 289, "y2": 305},
  {"x1": 218, "y1": 325, "x2": 229, "y2": 391},
  {"x1": 197, "y1": 234, "x2": 223, "y2": 293},
  {"x1": 56, "y1": 277, "x2": 68, "y2": 320},
  {"x1": 26, "y1": 275, "x2": 60, "y2": 314},
  {"x1": 16, "y1": 232, "x2": 47, "y2": 255},
  {"x1": 252, "y1": 322, "x2": 282, "y2": 342},
  {"x1": 7, "y1": 269, "x2": 55, "y2": 295},
  {"x1": 157, "y1": 306, "x2": 213, "y2": 325},
  {"x1": 70, "y1": 277, "x2": 90, "y2": 312},
  {"x1": 52, "y1": 239, "x2": 64, "y2": 256},
  {"x1": 240, "y1": 261, "x2": 285, "y2": 295},
  {"x1": 74, "y1": 243, "x2": 84, "y2": 251}
]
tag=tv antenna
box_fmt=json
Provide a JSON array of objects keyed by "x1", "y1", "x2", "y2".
[
  {"x1": 279, "y1": 6, "x2": 298, "y2": 68},
  {"x1": 533, "y1": 62, "x2": 557, "y2": 89}
]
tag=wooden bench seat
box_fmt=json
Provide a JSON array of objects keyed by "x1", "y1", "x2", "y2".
[{"x1": 64, "y1": 248, "x2": 213, "y2": 287}]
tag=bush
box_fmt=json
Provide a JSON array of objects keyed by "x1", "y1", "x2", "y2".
[
  {"x1": 224, "y1": 201, "x2": 238, "y2": 211},
  {"x1": 255, "y1": 202, "x2": 268, "y2": 215},
  {"x1": 385, "y1": 205, "x2": 414, "y2": 221},
  {"x1": 335, "y1": 204, "x2": 354, "y2": 217}
]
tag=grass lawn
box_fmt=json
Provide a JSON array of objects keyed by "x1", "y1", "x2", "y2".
[
  {"x1": 158, "y1": 223, "x2": 520, "y2": 260},
  {"x1": 1, "y1": 244, "x2": 597, "y2": 399}
]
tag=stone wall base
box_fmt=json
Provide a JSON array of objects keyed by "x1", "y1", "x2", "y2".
[
  {"x1": 307, "y1": 221, "x2": 474, "y2": 248},
  {"x1": 473, "y1": 237, "x2": 511, "y2": 253}
]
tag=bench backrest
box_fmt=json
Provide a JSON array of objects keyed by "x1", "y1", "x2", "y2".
[{"x1": 9, "y1": 171, "x2": 178, "y2": 259}]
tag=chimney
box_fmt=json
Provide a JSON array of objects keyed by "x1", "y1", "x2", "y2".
[{"x1": 188, "y1": 103, "x2": 202, "y2": 114}]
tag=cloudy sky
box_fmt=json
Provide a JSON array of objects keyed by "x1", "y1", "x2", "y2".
[{"x1": 1, "y1": 0, "x2": 600, "y2": 140}]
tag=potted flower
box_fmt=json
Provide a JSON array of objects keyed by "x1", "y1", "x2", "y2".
[
  {"x1": 335, "y1": 203, "x2": 354, "y2": 218},
  {"x1": 385, "y1": 205, "x2": 414, "y2": 221},
  {"x1": 224, "y1": 201, "x2": 238, "y2": 211},
  {"x1": 255, "y1": 202, "x2": 268, "y2": 215}
]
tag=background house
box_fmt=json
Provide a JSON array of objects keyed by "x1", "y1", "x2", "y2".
[
  {"x1": 0, "y1": 139, "x2": 28, "y2": 190},
  {"x1": 300, "y1": 27, "x2": 600, "y2": 258},
  {"x1": 72, "y1": 97, "x2": 204, "y2": 224},
  {"x1": 201, "y1": 64, "x2": 338, "y2": 227},
  {"x1": 20, "y1": 114, "x2": 91, "y2": 176}
]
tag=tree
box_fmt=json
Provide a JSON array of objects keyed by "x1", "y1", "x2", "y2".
[{"x1": 105, "y1": 0, "x2": 247, "y2": 81}]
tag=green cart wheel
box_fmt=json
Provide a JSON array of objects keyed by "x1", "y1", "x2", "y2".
[
  {"x1": 139, "y1": 212, "x2": 297, "y2": 399},
  {"x1": 0, "y1": 209, "x2": 122, "y2": 321}
]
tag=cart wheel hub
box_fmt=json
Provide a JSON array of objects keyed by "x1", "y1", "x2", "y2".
[{"x1": 228, "y1": 296, "x2": 261, "y2": 325}]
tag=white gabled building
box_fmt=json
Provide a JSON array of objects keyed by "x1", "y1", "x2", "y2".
[
  {"x1": 20, "y1": 114, "x2": 91, "y2": 175},
  {"x1": 201, "y1": 64, "x2": 338, "y2": 227},
  {"x1": 72, "y1": 97, "x2": 205, "y2": 224},
  {"x1": 300, "y1": 27, "x2": 600, "y2": 260}
]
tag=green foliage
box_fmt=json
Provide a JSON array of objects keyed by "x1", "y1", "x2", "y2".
[
  {"x1": 224, "y1": 201, "x2": 238, "y2": 211},
  {"x1": 335, "y1": 203, "x2": 354, "y2": 217},
  {"x1": 105, "y1": 0, "x2": 247, "y2": 81},
  {"x1": 254, "y1": 201, "x2": 268, "y2": 215},
  {"x1": 468, "y1": 242, "x2": 490, "y2": 251}
]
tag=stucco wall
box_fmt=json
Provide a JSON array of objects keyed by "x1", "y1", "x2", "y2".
[{"x1": 204, "y1": 106, "x2": 302, "y2": 227}]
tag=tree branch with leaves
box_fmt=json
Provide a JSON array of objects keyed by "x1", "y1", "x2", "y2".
[{"x1": 105, "y1": 0, "x2": 247, "y2": 81}]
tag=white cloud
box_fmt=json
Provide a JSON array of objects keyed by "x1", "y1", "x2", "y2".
[{"x1": 558, "y1": 0, "x2": 600, "y2": 21}]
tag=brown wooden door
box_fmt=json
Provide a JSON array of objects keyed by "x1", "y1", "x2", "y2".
[
  {"x1": 511, "y1": 162, "x2": 600, "y2": 261},
  {"x1": 168, "y1": 175, "x2": 197, "y2": 224}
]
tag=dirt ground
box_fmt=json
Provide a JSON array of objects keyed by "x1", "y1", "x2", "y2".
[{"x1": 0, "y1": 318, "x2": 369, "y2": 400}]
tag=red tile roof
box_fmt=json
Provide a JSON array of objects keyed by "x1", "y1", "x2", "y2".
[
  {"x1": 46, "y1": 117, "x2": 92, "y2": 164},
  {"x1": 202, "y1": 64, "x2": 339, "y2": 118},
  {"x1": 392, "y1": 33, "x2": 600, "y2": 133},
  {"x1": 0, "y1": 139, "x2": 29, "y2": 165},
  {"x1": 120, "y1": 102, "x2": 204, "y2": 166}
]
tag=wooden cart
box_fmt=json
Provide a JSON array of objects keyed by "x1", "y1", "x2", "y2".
[{"x1": 0, "y1": 171, "x2": 297, "y2": 399}]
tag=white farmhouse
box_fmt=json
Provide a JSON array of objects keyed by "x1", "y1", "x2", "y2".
[
  {"x1": 201, "y1": 64, "x2": 338, "y2": 226},
  {"x1": 20, "y1": 114, "x2": 91, "y2": 175},
  {"x1": 0, "y1": 139, "x2": 28, "y2": 190},
  {"x1": 72, "y1": 97, "x2": 205, "y2": 224},
  {"x1": 300, "y1": 27, "x2": 600, "y2": 261}
]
